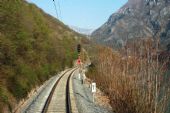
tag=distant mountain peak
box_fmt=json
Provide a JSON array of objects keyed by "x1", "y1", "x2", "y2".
[{"x1": 69, "y1": 25, "x2": 94, "y2": 35}]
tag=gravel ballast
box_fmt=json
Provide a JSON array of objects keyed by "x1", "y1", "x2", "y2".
[{"x1": 73, "y1": 70, "x2": 113, "y2": 113}]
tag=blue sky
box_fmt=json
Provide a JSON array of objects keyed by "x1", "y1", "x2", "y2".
[{"x1": 27, "y1": 0, "x2": 127, "y2": 30}]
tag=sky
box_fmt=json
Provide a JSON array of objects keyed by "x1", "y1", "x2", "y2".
[{"x1": 27, "y1": 0, "x2": 128, "y2": 30}]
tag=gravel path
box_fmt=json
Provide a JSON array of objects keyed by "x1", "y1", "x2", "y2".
[{"x1": 73, "y1": 70, "x2": 113, "y2": 113}]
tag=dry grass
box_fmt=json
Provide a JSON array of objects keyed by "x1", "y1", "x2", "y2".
[{"x1": 87, "y1": 40, "x2": 170, "y2": 113}]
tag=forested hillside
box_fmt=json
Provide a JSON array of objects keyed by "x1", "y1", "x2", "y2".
[{"x1": 0, "y1": 0, "x2": 83, "y2": 112}]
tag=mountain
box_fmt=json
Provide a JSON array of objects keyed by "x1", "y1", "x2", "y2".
[
  {"x1": 0, "y1": 0, "x2": 84, "y2": 112},
  {"x1": 69, "y1": 25, "x2": 94, "y2": 36},
  {"x1": 92, "y1": 0, "x2": 170, "y2": 49}
]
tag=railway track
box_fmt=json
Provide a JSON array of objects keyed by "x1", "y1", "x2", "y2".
[{"x1": 21, "y1": 68, "x2": 78, "y2": 113}]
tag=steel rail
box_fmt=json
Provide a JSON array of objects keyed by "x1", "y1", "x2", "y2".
[{"x1": 42, "y1": 68, "x2": 77, "y2": 113}]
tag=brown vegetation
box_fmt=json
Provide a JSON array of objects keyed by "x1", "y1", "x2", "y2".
[{"x1": 87, "y1": 39, "x2": 170, "y2": 113}]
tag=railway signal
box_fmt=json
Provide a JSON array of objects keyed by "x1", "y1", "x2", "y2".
[
  {"x1": 77, "y1": 58, "x2": 81, "y2": 65},
  {"x1": 77, "y1": 44, "x2": 81, "y2": 53}
]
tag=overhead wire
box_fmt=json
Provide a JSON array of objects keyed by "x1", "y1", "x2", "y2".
[
  {"x1": 57, "y1": 0, "x2": 62, "y2": 20},
  {"x1": 52, "y1": 0, "x2": 59, "y2": 19}
]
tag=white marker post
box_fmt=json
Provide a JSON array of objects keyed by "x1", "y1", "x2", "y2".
[
  {"x1": 91, "y1": 82, "x2": 96, "y2": 103},
  {"x1": 82, "y1": 72, "x2": 86, "y2": 84},
  {"x1": 78, "y1": 73, "x2": 81, "y2": 80}
]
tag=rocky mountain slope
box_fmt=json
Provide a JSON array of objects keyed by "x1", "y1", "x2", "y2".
[{"x1": 92, "y1": 0, "x2": 170, "y2": 49}]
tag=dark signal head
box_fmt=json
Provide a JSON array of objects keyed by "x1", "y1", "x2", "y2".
[{"x1": 77, "y1": 44, "x2": 81, "y2": 53}]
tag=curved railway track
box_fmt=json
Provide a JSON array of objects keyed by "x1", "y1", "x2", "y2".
[
  {"x1": 42, "y1": 68, "x2": 77, "y2": 113},
  {"x1": 21, "y1": 68, "x2": 78, "y2": 113}
]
